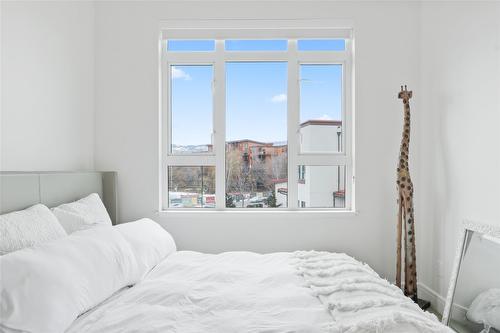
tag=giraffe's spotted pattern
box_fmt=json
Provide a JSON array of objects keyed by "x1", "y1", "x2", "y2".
[{"x1": 396, "y1": 86, "x2": 418, "y2": 302}]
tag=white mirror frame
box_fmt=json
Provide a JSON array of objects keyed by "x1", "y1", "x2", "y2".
[{"x1": 442, "y1": 220, "x2": 500, "y2": 326}]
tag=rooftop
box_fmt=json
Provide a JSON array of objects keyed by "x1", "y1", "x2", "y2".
[{"x1": 300, "y1": 120, "x2": 342, "y2": 128}]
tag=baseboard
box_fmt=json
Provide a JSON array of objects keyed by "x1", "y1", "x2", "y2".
[{"x1": 417, "y1": 282, "x2": 469, "y2": 322}]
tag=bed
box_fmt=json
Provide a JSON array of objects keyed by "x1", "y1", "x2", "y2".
[{"x1": 0, "y1": 172, "x2": 452, "y2": 333}]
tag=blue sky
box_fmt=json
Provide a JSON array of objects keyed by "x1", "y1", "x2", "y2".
[
  {"x1": 169, "y1": 40, "x2": 343, "y2": 147},
  {"x1": 226, "y1": 62, "x2": 287, "y2": 142},
  {"x1": 167, "y1": 39, "x2": 345, "y2": 52}
]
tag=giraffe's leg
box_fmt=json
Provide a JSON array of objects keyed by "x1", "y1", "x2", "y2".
[
  {"x1": 396, "y1": 195, "x2": 403, "y2": 288},
  {"x1": 403, "y1": 196, "x2": 418, "y2": 301},
  {"x1": 403, "y1": 199, "x2": 409, "y2": 296},
  {"x1": 407, "y1": 200, "x2": 418, "y2": 301}
]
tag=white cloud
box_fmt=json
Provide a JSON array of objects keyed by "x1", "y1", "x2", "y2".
[
  {"x1": 171, "y1": 67, "x2": 191, "y2": 80},
  {"x1": 318, "y1": 114, "x2": 333, "y2": 120},
  {"x1": 271, "y1": 93, "x2": 287, "y2": 103}
]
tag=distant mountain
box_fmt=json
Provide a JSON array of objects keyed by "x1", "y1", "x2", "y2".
[
  {"x1": 172, "y1": 144, "x2": 209, "y2": 154},
  {"x1": 173, "y1": 141, "x2": 287, "y2": 153}
]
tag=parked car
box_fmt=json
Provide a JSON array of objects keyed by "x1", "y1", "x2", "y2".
[{"x1": 246, "y1": 202, "x2": 264, "y2": 208}]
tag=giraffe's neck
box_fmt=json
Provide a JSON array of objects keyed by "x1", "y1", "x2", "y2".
[{"x1": 399, "y1": 102, "x2": 411, "y2": 171}]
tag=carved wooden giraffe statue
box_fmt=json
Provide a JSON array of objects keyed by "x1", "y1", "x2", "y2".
[{"x1": 396, "y1": 85, "x2": 418, "y2": 302}]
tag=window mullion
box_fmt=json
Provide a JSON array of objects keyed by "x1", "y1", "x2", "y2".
[
  {"x1": 214, "y1": 40, "x2": 226, "y2": 209},
  {"x1": 165, "y1": 52, "x2": 219, "y2": 63},
  {"x1": 287, "y1": 40, "x2": 299, "y2": 209},
  {"x1": 223, "y1": 52, "x2": 288, "y2": 62},
  {"x1": 344, "y1": 38, "x2": 354, "y2": 210},
  {"x1": 160, "y1": 43, "x2": 168, "y2": 210},
  {"x1": 295, "y1": 52, "x2": 347, "y2": 63},
  {"x1": 166, "y1": 155, "x2": 216, "y2": 166}
]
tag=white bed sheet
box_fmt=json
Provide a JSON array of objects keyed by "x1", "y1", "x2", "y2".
[
  {"x1": 67, "y1": 251, "x2": 446, "y2": 333},
  {"x1": 68, "y1": 251, "x2": 332, "y2": 333}
]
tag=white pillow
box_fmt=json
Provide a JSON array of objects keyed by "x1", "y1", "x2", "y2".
[
  {"x1": 115, "y1": 218, "x2": 176, "y2": 278},
  {"x1": 0, "y1": 226, "x2": 139, "y2": 333},
  {"x1": 52, "y1": 193, "x2": 112, "y2": 234},
  {"x1": 467, "y1": 288, "x2": 500, "y2": 330},
  {"x1": 0, "y1": 204, "x2": 67, "y2": 255},
  {"x1": 0, "y1": 219, "x2": 177, "y2": 333}
]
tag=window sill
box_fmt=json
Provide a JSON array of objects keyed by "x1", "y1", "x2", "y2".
[{"x1": 157, "y1": 209, "x2": 358, "y2": 217}]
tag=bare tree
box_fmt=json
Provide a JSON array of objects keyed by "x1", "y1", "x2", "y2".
[
  {"x1": 271, "y1": 153, "x2": 288, "y2": 181},
  {"x1": 226, "y1": 148, "x2": 252, "y2": 207},
  {"x1": 169, "y1": 166, "x2": 215, "y2": 195},
  {"x1": 225, "y1": 146, "x2": 288, "y2": 207},
  {"x1": 250, "y1": 156, "x2": 270, "y2": 192}
]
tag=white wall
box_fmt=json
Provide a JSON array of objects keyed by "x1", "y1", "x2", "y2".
[
  {"x1": 297, "y1": 166, "x2": 344, "y2": 208},
  {"x1": 1, "y1": 1, "x2": 95, "y2": 171},
  {"x1": 300, "y1": 124, "x2": 341, "y2": 152},
  {"x1": 94, "y1": 1, "x2": 420, "y2": 279},
  {"x1": 416, "y1": 1, "x2": 500, "y2": 310}
]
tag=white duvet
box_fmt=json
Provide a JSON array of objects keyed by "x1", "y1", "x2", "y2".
[
  {"x1": 67, "y1": 251, "x2": 451, "y2": 333},
  {"x1": 1, "y1": 218, "x2": 451, "y2": 333}
]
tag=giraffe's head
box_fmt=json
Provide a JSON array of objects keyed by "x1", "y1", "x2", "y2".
[{"x1": 398, "y1": 85, "x2": 413, "y2": 104}]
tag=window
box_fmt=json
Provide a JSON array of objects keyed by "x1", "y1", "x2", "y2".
[
  {"x1": 226, "y1": 62, "x2": 288, "y2": 208},
  {"x1": 167, "y1": 40, "x2": 215, "y2": 52},
  {"x1": 298, "y1": 165, "x2": 306, "y2": 181},
  {"x1": 297, "y1": 39, "x2": 345, "y2": 51},
  {"x1": 297, "y1": 165, "x2": 346, "y2": 208},
  {"x1": 168, "y1": 166, "x2": 215, "y2": 208},
  {"x1": 225, "y1": 40, "x2": 287, "y2": 51},
  {"x1": 162, "y1": 28, "x2": 353, "y2": 211},
  {"x1": 170, "y1": 65, "x2": 213, "y2": 154},
  {"x1": 300, "y1": 64, "x2": 343, "y2": 153}
]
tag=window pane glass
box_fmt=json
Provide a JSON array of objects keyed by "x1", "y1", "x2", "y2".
[
  {"x1": 298, "y1": 165, "x2": 345, "y2": 208},
  {"x1": 225, "y1": 40, "x2": 287, "y2": 51},
  {"x1": 168, "y1": 166, "x2": 215, "y2": 208},
  {"x1": 170, "y1": 65, "x2": 213, "y2": 154},
  {"x1": 226, "y1": 62, "x2": 288, "y2": 208},
  {"x1": 300, "y1": 64, "x2": 343, "y2": 153},
  {"x1": 167, "y1": 40, "x2": 215, "y2": 52},
  {"x1": 298, "y1": 39, "x2": 345, "y2": 51}
]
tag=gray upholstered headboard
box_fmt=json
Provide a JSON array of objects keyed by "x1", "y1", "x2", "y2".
[{"x1": 0, "y1": 172, "x2": 118, "y2": 224}]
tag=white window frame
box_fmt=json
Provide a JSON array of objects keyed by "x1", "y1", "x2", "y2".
[{"x1": 159, "y1": 20, "x2": 355, "y2": 212}]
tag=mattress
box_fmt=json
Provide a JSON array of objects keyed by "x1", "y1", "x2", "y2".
[{"x1": 67, "y1": 251, "x2": 451, "y2": 333}]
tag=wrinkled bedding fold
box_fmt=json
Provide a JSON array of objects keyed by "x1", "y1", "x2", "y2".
[{"x1": 292, "y1": 251, "x2": 453, "y2": 333}]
